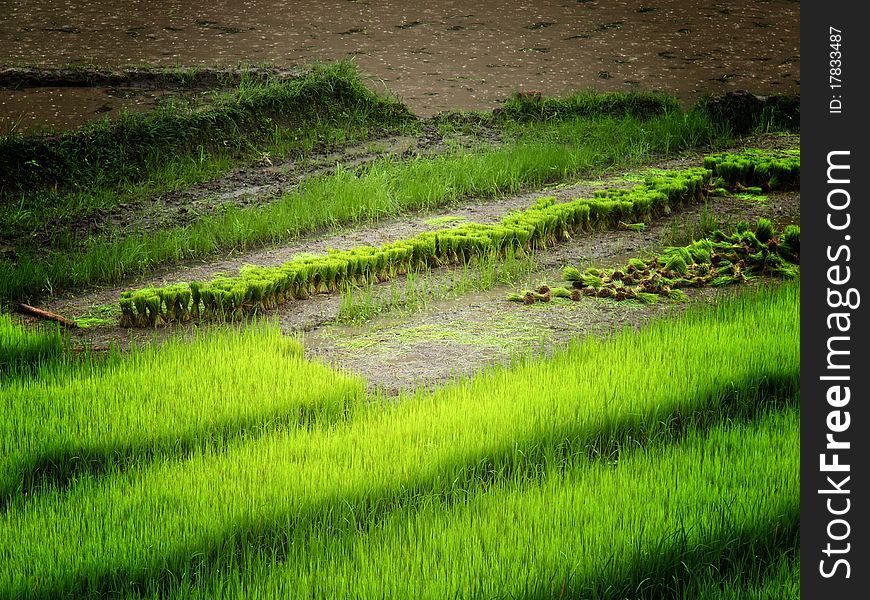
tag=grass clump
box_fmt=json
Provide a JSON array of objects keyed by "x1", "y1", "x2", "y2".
[{"x1": 498, "y1": 89, "x2": 680, "y2": 122}]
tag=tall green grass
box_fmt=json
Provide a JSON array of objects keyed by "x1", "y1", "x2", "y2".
[
  {"x1": 0, "y1": 313, "x2": 65, "y2": 378},
  {"x1": 0, "y1": 323, "x2": 364, "y2": 505},
  {"x1": 0, "y1": 282, "x2": 799, "y2": 598},
  {"x1": 145, "y1": 408, "x2": 798, "y2": 600},
  {"x1": 2, "y1": 109, "x2": 725, "y2": 302}
]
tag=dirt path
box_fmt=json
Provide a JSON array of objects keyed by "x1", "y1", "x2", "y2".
[
  {"x1": 303, "y1": 188, "x2": 799, "y2": 394},
  {"x1": 1, "y1": 0, "x2": 800, "y2": 133}
]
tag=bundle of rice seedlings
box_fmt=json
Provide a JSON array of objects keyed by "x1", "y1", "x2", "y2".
[
  {"x1": 132, "y1": 292, "x2": 150, "y2": 328},
  {"x1": 248, "y1": 280, "x2": 265, "y2": 311},
  {"x1": 663, "y1": 254, "x2": 688, "y2": 275},
  {"x1": 551, "y1": 286, "x2": 573, "y2": 299},
  {"x1": 687, "y1": 240, "x2": 713, "y2": 264},
  {"x1": 176, "y1": 287, "x2": 192, "y2": 321},
  {"x1": 119, "y1": 294, "x2": 136, "y2": 328},
  {"x1": 563, "y1": 266, "x2": 583, "y2": 283},
  {"x1": 619, "y1": 221, "x2": 646, "y2": 232},
  {"x1": 627, "y1": 257, "x2": 647, "y2": 272},
  {"x1": 755, "y1": 217, "x2": 775, "y2": 243},
  {"x1": 779, "y1": 224, "x2": 800, "y2": 262},
  {"x1": 635, "y1": 291, "x2": 659, "y2": 304},
  {"x1": 711, "y1": 275, "x2": 738, "y2": 287},
  {"x1": 146, "y1": 295, "x2": 164, "y2": 327},
  {"x1": 189, "y1": 281, "x2": 203, "y2": 319},
  {"x1": 571, "y1": 203, "x2": 591, "y2": 229},
  {"x1": 505, "y1": 292, "x2": 526, "y2": 303},
  {"x1": 666, "y1": 288, "x2": 688, "y2": 301},
  {"x1": 581, "y1": 273, "x2": 604, "y2": 289}
]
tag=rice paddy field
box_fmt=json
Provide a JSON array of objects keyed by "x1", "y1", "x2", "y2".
[{"x1": 2, "y1": 21, "x2": 800, "y2": 597}]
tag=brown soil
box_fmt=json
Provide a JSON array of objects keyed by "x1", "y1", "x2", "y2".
[
  {"x1": 29, "y1": 133, "x2": 799, "y2": 392},
  {"x1": 1, "y1": 0, "x2": 800, "y2": 133}
]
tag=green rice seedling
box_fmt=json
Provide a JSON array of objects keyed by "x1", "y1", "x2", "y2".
[
  {"x1": 666, "y1": 288, "x2": 689, "y2": 301},
  {"x1": 188, "y1": 282, "x2": 203, "y2": 319},
  {"x1": 118, "y1": 294, "x2": 136, "y2": 328},
  {"x1": 505, "y1": 292, "x2": 526, "y2": 303},
  {"x1": 779, "y1": 224, "x2": 800, "y2": 262},
  {"x1": 711, "y1": 275, "x2": 738, "y2": 287},
  {"x1": 688, "y1": 239, "x2": 713, "y2": 264}
]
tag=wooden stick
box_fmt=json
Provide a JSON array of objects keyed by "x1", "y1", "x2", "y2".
[{"x1": 17, "y1": 303, "x2": 78, "y2": 329}]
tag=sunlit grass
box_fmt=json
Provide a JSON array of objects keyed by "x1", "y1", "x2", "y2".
[
  {"x1": 0, "y1": 323, "x2": 365, "y2": 504},
  {"x1": 0, "y1": 282, "x2": 799, "y2": 598}
]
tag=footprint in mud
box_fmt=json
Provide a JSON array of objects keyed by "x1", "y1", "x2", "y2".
[
  {"x1": 338, "y1": 27, "x2": 366, "y2": 35},
  {"x1": 525, "y1": 22, "x2": 555, "y2": 30},
  {"x1": 596, "y1": 21, "x2": 624, "y2": 31},
  {"x1": 195, "y1": 20, "x2": 242, "y2": 35},
  {"x1": 42, "y1": 26, "x2": 80, "y2": 34}
]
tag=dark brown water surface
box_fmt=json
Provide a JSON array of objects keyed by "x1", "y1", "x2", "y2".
[{"x1": 0, "y1": 0, "x2": 799, "y2": 133}]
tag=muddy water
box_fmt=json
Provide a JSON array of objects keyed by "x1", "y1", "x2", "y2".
[{"x1": 1, "y1": 0, "x2": 799, "y2": 133}]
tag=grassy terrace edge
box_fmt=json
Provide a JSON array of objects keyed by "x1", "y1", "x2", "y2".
[
  {"x1": 118, "y1": 149, "x2": 799, "y2": 327},
  {"x1": 0, "y1": 61, "x2": 413, "y2": 196}
]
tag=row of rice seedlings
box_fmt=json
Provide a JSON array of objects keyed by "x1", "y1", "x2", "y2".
[
  {"x1": 0, "y1": 322, "x2": 365, "y2": 506},
  {"x1": 118, "y1": 166, "x2": 713, "y2": 327},
  {"x1": 0, "y1": 283, "x2": 799, "y2": 597},
  {"x1": 140, "y1": 407, "x2": 799, "y2": 600},
  {"x1": 703, "y1": 147, "x2": 800, "y2": 191},
  {"x1": 0, "y1": 313, "x2": 66, "y2": 378},
  {"x1": 512, "y1": 218, "x2": 800, "y2": 305}
]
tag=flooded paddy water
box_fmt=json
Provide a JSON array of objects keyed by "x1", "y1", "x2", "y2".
[{"x1": 1, "y1": 0, "x2": 799, "y2": 133}]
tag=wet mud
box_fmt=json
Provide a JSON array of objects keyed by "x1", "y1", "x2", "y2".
[{"x1": 1, "y1": 0, "x2": 799, "y2": 132}]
